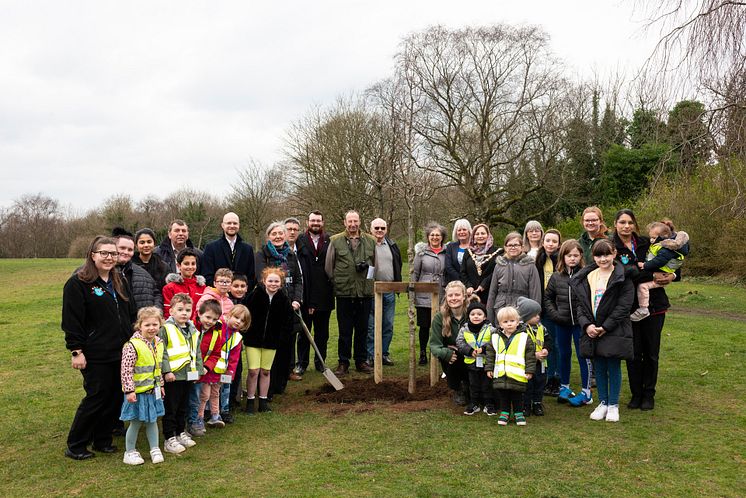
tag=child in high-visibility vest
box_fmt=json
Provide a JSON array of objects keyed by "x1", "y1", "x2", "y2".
[
  {"x1": 485, "y1": 306, "x2": 535, "y2": 426},
  {"x1": 120, "y1": 307, "x2": 166, "y2": 465},
  {"x1": 517, "y1": 297, "x2": 551, "y2": 417},
  {"x1": 217, "y1": 305, "x2": 250, "y2": 422},
  {"x1": 630, "y1": 220, "x2": 689, "y2": 322},
  {"x1": 192, "y1": 299, "x2": 225, "y2": 434},
  {"x1": 159, "y1": 293, "x2": 204, "y2": 454},
  {"x1": 456, "y1": 300, "x2": 496, "y2": 416}
]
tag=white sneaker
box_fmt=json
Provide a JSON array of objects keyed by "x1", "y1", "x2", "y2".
[
  {"x1": 590, "y1": 402, "x2": 608, "y2": 421},
  {"x1": 123, "y1": 450, "x2": 144, "y2": 465},
  {"x1": 630, "y1": 307, "x2": 650, "y2": 322},
  {"x1": 164, "y1": 436, "x2": 186, "y2": 454},
  {"x1": 150, "y1": 447, "x2": 164, "y2": 464},
  {"x1": 178, "y1": 431, "x2": 197, "y2": 448},
  {"x1": 605, "y1": 404, "x2": 620, "y2": 422}
]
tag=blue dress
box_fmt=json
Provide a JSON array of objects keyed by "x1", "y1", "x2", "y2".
[{"x1": 120, "y1": 391, "x2": 165, "y2": 424}]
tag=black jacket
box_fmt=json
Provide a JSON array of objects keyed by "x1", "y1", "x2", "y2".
[
  {"x1": 443, "y1": 241, "x2": 464, "y2": 284},
  {"x1": 255, "y1": 244, "x2": 303, "y2": 304},
  {"x1": 119, "y1": 261, "x2": 162, "y2": 310},
  {"x1": 381, "y1": 236, "x2": 403, "y2": 283},
  {"x1": 543, "y1": 267, "x2": 580, "y2": 326},
  {"x1": 611, "y1": 233, "x2": 671, "y2": 314},
  {"x1": 132, "y1": 252, "x2": 168, "y2": 291},
  {"x1": 296, "y1": 231, "x2": 335, "y2": 310},
  {"x1": 200, "y1": 233, "x2": 256, "y2": 289},
  {"x1": 571, "y1": 262, "x2": 634, "y2": 360},
  {"x1": 62, "y1": 274, "x2": 136, "y2": 363},
  {"x1": 154, "y1": 237, "x2": 203, "y2": 275},
  {"x1": 243, "y1": 286, "x2": 294, "y2": 350},
  {"x1": 535, "y1": 249, "x2": 558, "y2": 302},
  {"x1": 460, "y1": 246, "x2": 501, "y2": 304}
]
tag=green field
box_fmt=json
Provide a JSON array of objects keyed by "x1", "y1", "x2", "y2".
[{"x1": 0, "y1": 259, "x2": 744, "y2": 497}]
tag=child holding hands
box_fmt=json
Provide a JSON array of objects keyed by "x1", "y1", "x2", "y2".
[
  {"x1": 485, "y1": 306, "x2": 535, "y2": 426},
  {"x1": 456, "y1": 301, "x2": 496, "y2": 416},
  {"x1": 120, "y1": 307, "x2": 166, "y2": 465}
]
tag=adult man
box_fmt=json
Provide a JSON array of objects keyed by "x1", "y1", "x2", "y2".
[
  {"x1": 325, "y1": 210, "x2": 376, "y2": 374},
  {"x1": 278, "y1": 217, "x2": 304, "y2": 383},
  {"x1": 200, "y1": 212, "x2": 256, "y2": 288},
  {"x1": 294, "y1": 211, "x2": 334, "y2": 375},
  {"x1": 155, "y1": 219, "x2": 203, "y2": 274},
  {"x1": 366, "y1": 218, "x2": 402, "y2": 366}
]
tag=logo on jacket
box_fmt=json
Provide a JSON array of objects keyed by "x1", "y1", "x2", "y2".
[
  {"x1": 620, "y1": 254, "x2": 630, "y2": 265},
  {"x1": 92, "y1": 286, "x2": 105, "y2": 297}
]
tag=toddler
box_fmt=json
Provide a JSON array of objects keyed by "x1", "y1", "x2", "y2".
[{"x1": 456, "y1": 301, "x2": 496, "y2": 416}]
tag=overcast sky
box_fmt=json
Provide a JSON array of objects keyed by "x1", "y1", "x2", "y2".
[{"x1": 0, "y1": 0, "x2": 659, "y2": 214}]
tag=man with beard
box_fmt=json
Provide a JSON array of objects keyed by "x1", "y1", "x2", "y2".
[
  {"x1": 325, "y1": 210, "x2": 376, "y2": 375},
  {"x1": 294, "y1": 211, "x2": 334, "y2": 375}
]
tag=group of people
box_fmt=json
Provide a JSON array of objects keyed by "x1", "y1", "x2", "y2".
[{"x1": 61, "y1": 206, "x2": 687, "y2": 462}]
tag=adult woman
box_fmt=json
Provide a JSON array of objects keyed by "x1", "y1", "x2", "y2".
[
  {"x1": 429, "y1": 281, "x2": 470, "y2": 405},
  {"x1": 522, "y1": 220, "x2": 544, "y2": 260},
  {"x1": 486, "y1": 232, "x2": 541, "y2": 324},
  {"x1": 444, "y1": 219, "x2": 472, "y2": 284},
  {"x1": 535, "y1": 229, "x2": 561, "y2": 395},
  {"x1": 578, "y1": 206, "x2": 609, "y2": 265},
  {"x1": 132, "y1": 228, "x2": 169, "y2": 291},
  {"x1": 612, "y1": 209, "x2": 674, "y2": 411},
  {"x1": 413, "y1": 222, "x2": 447, "y2": 365},
  {"x1": 62, "y1": 236, "x2": 136, "y2": 460},
  {"x1": 460, "y1": 223, "x2": 500, "y2": 304},
  {"x1": 113, "y1": 229, "x2": 162, "y2": 309},
  {"x1": 254, "y1": 221, "x2": 302, "y2": 396}
]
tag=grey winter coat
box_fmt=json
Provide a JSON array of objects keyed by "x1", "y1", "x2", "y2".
[
  {"x1": 120, "y1": 262, "x2": 162, "y2": 310},
  {"x1": 486, "y1": 254, "x2": 541, "y2": 323},
  {"x1": 412, "y1": 242, "x2": 446, "y2": 307}
]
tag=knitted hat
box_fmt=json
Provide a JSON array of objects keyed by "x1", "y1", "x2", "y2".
[
  {"x1": 467, "y1": 301, "x2": 487, "y2": 316},
  {"x1": 517, "y1": 296, "x2": 541, "y2": 322}
]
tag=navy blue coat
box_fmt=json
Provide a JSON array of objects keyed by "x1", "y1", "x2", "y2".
[{"x1": 201, "y1": 234, "x2": 256, "y2": 289}]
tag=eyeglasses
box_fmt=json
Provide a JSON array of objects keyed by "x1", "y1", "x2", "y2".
[
  {"x1": 506, "y1": 243, "x2": 522, "y2": 248},
  {"x1": 373, "y1": 227, "x2": 386, "y2": 231},
  {"x1": 93, "y1": 251, "x2": 118, "y2": 259},
  {"x1": 584, "y1": 218, "x2": 600, "y2": 223},
  {"x1": 215, "y1": 280, "x2": 232, "y2": 285}
]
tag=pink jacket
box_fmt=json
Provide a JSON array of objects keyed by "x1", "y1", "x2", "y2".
[{"x1": 196, "y1": 287, "x2": 234, "y2": 321}]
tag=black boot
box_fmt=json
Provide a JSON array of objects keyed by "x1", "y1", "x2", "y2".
[
  {"x1": 640, "y1": 395, "x2": 655, "y2": 411},
  {"x1": 244, "y1": 398, "x2": 255, "y2": 415},
  {"x1": 627, "y1": 396, "x2": 642, "y2": 409},
  {"x1": 258, "y1": 398, "x2": 272, "y2": 413},
  {"x1": 418, "y1": 351, "x2": 427, "y2": 365}
]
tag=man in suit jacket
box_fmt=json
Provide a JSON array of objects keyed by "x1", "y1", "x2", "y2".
[{"x1": 200, "y1": 212, "x2": 256, "y2": 289}]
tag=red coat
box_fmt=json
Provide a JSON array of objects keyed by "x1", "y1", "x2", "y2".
[
  {"x1": 198, "y1": 322, "x2": 242, "y2": 383},
  {"x1": 162, "y1": 273, "x2": 206, "y2": 322}
]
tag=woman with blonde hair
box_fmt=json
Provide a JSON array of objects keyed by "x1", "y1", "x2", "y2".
[{"x1": 430, "y1": 281, "x2": 470, "y2": 405}]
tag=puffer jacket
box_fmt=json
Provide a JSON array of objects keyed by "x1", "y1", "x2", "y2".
[
  {"x1": 486, "y1": 254, "x2": 541, "y2": 324},
  {"x1": 412, "y1": 242, "x2": 446, "y2": 307},
  {"x1": 571, "y1": 261, "x2": 634, "y2": 360},
  {"x1": 119, "y1": 261, "x2": 162, "y2": 310},
  {"x1": 162, "y1": 273, "x2": 207, "y2": 321},
  {"x1": 484, "y1": 324, "x2": 536, "y2": 392},
  {"x1": 543, "y1": 267, "x2": 580, "y2": 326},
  {"x1": 195, "y1": 286, "x2": 234, "y2": 320}
]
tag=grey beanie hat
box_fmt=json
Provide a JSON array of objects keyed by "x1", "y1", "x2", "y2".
[{"x1": 517, "y1": 296, "x2": 541, "y2": 322}]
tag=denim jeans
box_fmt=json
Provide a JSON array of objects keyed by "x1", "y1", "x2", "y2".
[
  {"x1": 542, "y1": 317, "x2": 560, "y2": 380},
  {"x1": 594, "y1": 357, "x2": 622, "y2": 405},
  {"x1": 366, "y1": 292, "x2": 395, "y2": 358},
  {"x1": 186, "y1": 382, "x2": 202, "y2": 425},
  {"x1": 219, "y1": 382, "x2": 230, "y2": 414},
  {"x1": 555, "y1": 323, "x2": 591, "y2": 390}
]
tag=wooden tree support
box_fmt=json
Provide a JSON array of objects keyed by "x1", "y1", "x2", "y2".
[{"x1": 373, "y1": 281, "x2": 441, "y2": 393}]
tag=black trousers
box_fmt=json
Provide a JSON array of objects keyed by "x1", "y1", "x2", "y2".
[
  {"x1": 440, "y1": 355, "x2": 469, "y2": 393},
  {"x1": 627, "y1": 313, "x2": 665, "y2": 399},
  {"x1": 495, "y1": 388, "x2": 524, "y2": 414},
  {"x1": 297, "y1": 308, "x2": 332, "y2": 371},
  {"x1": 67, "y1": 361, "x2": 121, "y2": 453},
  {"x1": 416, "y1": 307, "x2": 431, "y2": 354},
  {"x1": 229, "y1": 354, "x2": 243, "y2": 406},
  {"x1": 467, "y1": 368, "x2": 493, "y2": 406},
  {"x1": 163, "y1": 380, "x2": 190, "y2": 439},
  {"x1": 336, "y1": 297, "x2": 372, "y2": 365},
  {"x1": 524, "y1": 367, "x2": 547, "y2": 405},
  {"x1": 270, "y1": 319, "x2": 300, "y2": 395}
]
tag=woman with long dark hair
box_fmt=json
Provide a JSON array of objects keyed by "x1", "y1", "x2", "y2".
[{"x1": 62, "y1": 236, "x2": 136, "y2": 460}]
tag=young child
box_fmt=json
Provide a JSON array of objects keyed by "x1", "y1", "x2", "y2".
[
  {"x1": 159, "y1": 293, "x2": 204, "y2": 453},
  {"x1": 485, "y1": 306, "x2": 535, "y2": 426},
  {"x1": 229, "y1": 273, "x2": 250, "y2": 305},
  {"x1": 190, "y1": 299, "x2": 225, "y2": 436},
  {"x1": 244, "y1": 267, "x2": 293, "y2": 414},
  {"x1": 163, "y1": 248, "x2": 206, "y2": 322},
  {"x1": 631, "y1": 221, "x2": 689, "y2": 321},
  {"x1": 196, "y1": 267, "x2": 235, "y2": 320},
  {"x1": 543, "y1": 239, "x2": 593, "y2": 407},
  {"x1": 120, "y1": 307, "x2": 166, "y2": 465},
  {"x1": 571, "y1": 239, "x2": 634, "y2": 422},
  {"x1": 456, "y1": 301, "x2": 496, "y2": 416},
  {"x1": 518, "y1": 297, "x2": 551, "y2": 416},
  {"x1": 217, "y1": 305, "x2": 251, "y2": 424}
]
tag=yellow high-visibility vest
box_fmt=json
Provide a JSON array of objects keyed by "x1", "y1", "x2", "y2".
[
  {"x1": 526, "y1": 323, "x2": 547, "y2": 368},
  {"x1": 462, "y1": 325, "x2": 492, "y2": 365},
  {"x1": 214, "y1": 331, "x2": 243, "y2": 374},
  {"x1": 164, "y1": 322, "x2": 198, "y2": 373},
  {"x1": 491, "y1": 332, "x2": 529, "y2": 383},
  {"x1": 130, "y1": 337, "x2": 164, "y2": 394}
]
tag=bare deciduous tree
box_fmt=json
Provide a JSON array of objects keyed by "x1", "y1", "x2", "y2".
[{"x1": 229, "y1": 160, "x2": 286, "y2": 248}]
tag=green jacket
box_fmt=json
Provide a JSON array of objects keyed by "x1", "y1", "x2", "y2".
[
  {"x1": 326, "y1": 231, "x2": 376, "y2": 298},
  {"x1": 484, "y1": 324, "x2": 536, "y2": 392},
  {"x1": 429, "y1": 311, "x2": 467, "y2": 362},
  {"x1": 579, "y1": 230, "x2": 607, "y2": 265}
]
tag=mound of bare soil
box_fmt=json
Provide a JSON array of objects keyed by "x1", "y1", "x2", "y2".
[{"x1": 309, "y1": 376, "x2": 450, "y2": 404}]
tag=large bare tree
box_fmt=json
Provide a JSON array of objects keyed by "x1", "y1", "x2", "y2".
[{"x1": 229, "y1": 160, "x2": 286, "y2": 248}]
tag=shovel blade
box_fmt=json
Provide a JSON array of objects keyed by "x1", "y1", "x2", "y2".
[{"x1": 323, "y1": 369, "x2": 344, "y2": 391}]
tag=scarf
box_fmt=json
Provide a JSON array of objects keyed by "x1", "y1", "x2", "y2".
[{"x1": 468, "y1": 223, "x2": 494, "y2": 256}]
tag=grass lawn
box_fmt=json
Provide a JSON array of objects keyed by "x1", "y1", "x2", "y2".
[{"x1": 0, "y1": 259, "x2": 744, "y2": 497}]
